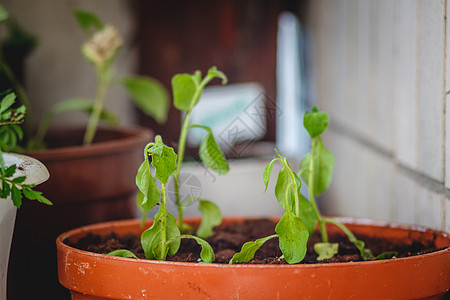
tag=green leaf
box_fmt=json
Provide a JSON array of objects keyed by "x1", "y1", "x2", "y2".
[
  {"x1": 229, "y1": 235, "x2": 277, "y2": 264},
  {"x1": 12, "y1": 176, "x2": 26, "y2": 184},
  {"x1": 354, "y1": 240, "x2": 375, "y2": 260},
  {"x1": 172, "y1": 74, "x2": 198, "y2": 111},
  {"x1": 314, "y1": 242, "x2": 339, "y2": 261},
  {"x1": 178, "y1": 235, "x2": 215, "y2": 263},
  {"x1": 0, "y1": 4, "x2": 9, "y2": 22},
  {"x1": 206, "y1": 66, "x2": 227, "y2": 85},
  {"x1": 196, "y1": 200, "x2": 222, "y2": 238},
  {"x1": 1, "y1": 181, "x2": 10, "y2": 199},
  {"x1": 108, "y1": 249, "x2": 138, "y2": 259},
  {"x1": 303, "y1": 106, "x2": 329, "y2": 138},
  {"x1": 11, "y1": 185, "x2": 22, "y2": 208},
  {"x1": 135, "y1": 160, "x2": 160, "y2": 211},
  {"x1": 73, "y1": 10, "x2": 103, "y2": 35},
  {"x1": 148, "y1": 136, "x2": 177, "y2": 185},
  {"x1": 275, "y1": 210, "x2": 309, "y2": 264},
  {"x1": 263, "y1": 159, "x2": 276, "y2": 192},
  {"x1": 274, "y1": 167, "x2": 295, "y2": 210},
  {"x1": 298, "y1": 194, "x2": 317, "y2": 236},
  {"x1": 4, "y1": 165, "x2": 16, "y2": 177},
  {"x1": 22, "y1": 187, "x2": 52, "y2": 205},
  {"x1": 0, "y1": 93, "x2": 16, "y2": 115},
  {"x1": 198, "y1": 130, "x2": 229, "y2": 175},
  {"x1": 374, "y1": 251, "x2": 398, "y2": 260},
  {"x1": 122, "y1": 76, "x2": 169, "y2": 124},
  {"x1": 141, "y1": 209, "x2": 180, "y2": 260},
  {"x1": 300, "y1": 137, "x2": 334, "y2": 196},
  {"x1": 49, "y1": 98, "x2": 119, "y2": 125}
]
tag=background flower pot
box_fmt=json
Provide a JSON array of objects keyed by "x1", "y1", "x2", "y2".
[
  {"x1": 57, "y1": 217, "x2": 450, "y2": 300},
  {"x1": 0, "y1": 153, "x2": 49, "y2": 300},
  {"x1": 8, "y1": 126, "x2": 152, "y2": 299}
]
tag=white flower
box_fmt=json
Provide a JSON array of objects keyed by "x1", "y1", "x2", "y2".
[{"x1": 81, "y1": 24, "x2": 123, "y2": 67}]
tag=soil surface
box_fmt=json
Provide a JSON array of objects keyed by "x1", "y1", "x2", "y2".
[{"x1": 66, "y1": 219, "x2": 441, "y2": 264}]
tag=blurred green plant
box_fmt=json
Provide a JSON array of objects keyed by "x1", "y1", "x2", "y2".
[
  {"x1": 0, "y1": 91, "x2": 51, "y2": 208},
  {"x1": 0, "y1": 3, "x2": 38, "y2": 140},
  {"x1": 29, "y1": 10, "x2": 169, "y2": 149}
]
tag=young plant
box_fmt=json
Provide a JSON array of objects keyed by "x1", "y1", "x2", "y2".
[
  {"x1": 110, "y1": 135, "x2": 214, "y2": 263},
  {"x1": 231, "y1": 106, "x2": 392, "y2": 264},
  {"x1": 171, "y1": 66, "x2": 229, "y2": 236},
  {"x1": 0, "y1": 91, "x2": 51, "y2": 207},
  {"x1": 29, "y1": 10, "x2": 169, "y2": 149}
]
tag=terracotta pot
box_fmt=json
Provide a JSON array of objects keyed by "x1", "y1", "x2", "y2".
[
  {"x1": 8, "y1": 127, "x2": 152, "y2": 299},
  {"x1": 0, "y1": 153, "x2": 49, "y2": 299},
  {"x1": 57, "y1": 217, "x2": 450, "y2": 299}
]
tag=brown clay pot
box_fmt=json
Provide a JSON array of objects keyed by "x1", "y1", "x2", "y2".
[
  {"x1": 8, "y1": 126, "x2": 152, "y2": 299},
  {"x1": 57, "y1": 217, "x2": 450, "y2": 299}
]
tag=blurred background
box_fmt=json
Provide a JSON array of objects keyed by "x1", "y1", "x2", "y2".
[
  {"x1": 2, "y1": 0, "x2": 449, "y2": 230},
  {"x1": 2, "y1": 0, "x2": 450, "y2": 296}
]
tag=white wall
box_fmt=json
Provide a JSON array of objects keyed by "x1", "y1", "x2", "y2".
[
  {"x1": 2, "y1": 0, "x2": 137, "y2": 127},
  {"x1": 308, "y1": 0, "x2": 449, "y2": 232}
]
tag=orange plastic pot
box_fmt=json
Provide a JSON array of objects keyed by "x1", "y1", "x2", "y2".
[{"x1": 57, "y1": 217, "x2": 450, "y2": 299}]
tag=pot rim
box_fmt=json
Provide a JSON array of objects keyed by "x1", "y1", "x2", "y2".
[
  {"x1": 56, "y1": 216, "x2": 450, "y2": 269},
  {"x1": 25, "y1": 126, "x2": 152, "y2": 160}
]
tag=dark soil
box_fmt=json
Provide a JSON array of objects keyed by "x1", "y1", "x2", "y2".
[{"x1": 66, "y1": 219, "x2": 441, "y2": 264}]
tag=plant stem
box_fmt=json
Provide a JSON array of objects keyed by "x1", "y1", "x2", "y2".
[
  {"x1": 83, "y1": 67, "x2": 110, "y2": 145},
  {"x1": 322, "y1": 218, "x2": 357, "y2": 243},
  {"x1": 308, "y1": 137, "x2": 328, "y2": 243},
  {"x1": 160, "y1": 182, "x2": 167, "y2": 260},
  {"x1": 174, "y1": 109, "x2": 192, "y2": 228}
]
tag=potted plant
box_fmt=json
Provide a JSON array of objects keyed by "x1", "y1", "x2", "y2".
[
  {"x1": 55, "y1": 69, "x2": 450, "y2": 299},
  {"x1": 0, "y1": 91, "x2": 50, "y2": 299},
  {"x1": 6, "y1": 9, "x2": 169, "y2": 299}
]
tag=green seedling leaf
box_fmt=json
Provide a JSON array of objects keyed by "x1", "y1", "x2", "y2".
[
  {"x1": 206, "y1": 66, "x2": 228, "y2": 85},
  {"x1": 108, "y1": 249, "x2": 138, "y2": 259},
  {"x1": 314, "y1": 242, "x2": 339, "y2": 261},
  {"x1": 275, "y1": 210, "x2": 309, "y2": 264},
  {"x1": 148, "y1": 136, "x2": 177, "y2": 185},
  {"x1": 141, "y1": 209, "x2": 180, "y2": 260},
  {"x1": 298, "y1": 194, "x2": 317, "y2": 236},
  {"x1": 274, "y1": 167, "x2": 295, "y2": 211},
  {"x1": 354, "y1": 240, "x2": 375, "y2": 260},
  {"x1": 263, "y1": 158, "x2": 276, "y2": 192},
  {"x1": 172, "y1": 74, "x2": 198, "y2": 111},
  {"x1": 300, "y1": 137, "x2": 334, "y2": 196},
  {"x1": 122, "y1": 76, "x2": 169, "y2": 124},
  {"x1": 196, "y1": 199, "x2": 222, "y2": 238},
  {"x1": 303, "y1": 106, "x2": 329, "y2": 138},
  {"x1": 73, "y1": 10, "x2": 103, "y2": 35},
  {"x1": 229, "y1": 234, "x2": 277, "y2": 264},
  {"x1": 0, "y1": 4, "x2": 9, "y2": 22},
  {"x1": 198, "y1": 129, "x2": 229, "y2": 175},
  {"x1": 374, "y1": 251, "x2": 398, "y2": 260},
  {"x1": 173, "y1": 235, "x2": 215, "y2": 263},
  {"x1": 135, "y1": 160, "x2": 160, "y2": 211}
]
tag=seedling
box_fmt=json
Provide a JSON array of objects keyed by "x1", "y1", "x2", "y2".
[
  {"x1": 28, "y1": 10, "x2": 169, "y2": 149},
  {"x1": 171, "y1": 66, "x2": 229, "y2": 235},
  {"x1": 0, "y1": 91, "x2": 51, "y2": 207},
  {"x1": 110, "y1": 135, "x2": 215, "y2": 263},
  {"x1": 231, "y1": 107, "x2": 394, "y2": 264}
]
